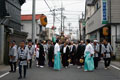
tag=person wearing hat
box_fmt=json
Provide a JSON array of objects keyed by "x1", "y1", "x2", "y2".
[
  {"x1": 92, "y1": 40, "x2": 100, "y2": 69},
  {"x1": 9, "y1": 40, "x2": 17, "y2": 72}
]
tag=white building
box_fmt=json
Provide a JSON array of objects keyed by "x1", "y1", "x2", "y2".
[{"x1": 21, "y1": 14, "x2": 41, "y2": 41}]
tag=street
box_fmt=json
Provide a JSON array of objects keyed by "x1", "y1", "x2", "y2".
[{"x1": 0, "y1": 62, "x2": 120, "y2": 80}]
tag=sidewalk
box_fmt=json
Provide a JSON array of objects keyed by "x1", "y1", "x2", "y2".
[{"x1": 0, "y1": 65, "x2": 10, "y2": 76}]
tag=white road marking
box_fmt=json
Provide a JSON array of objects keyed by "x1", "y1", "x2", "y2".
[
  {"x1": 0, "y1": 72, "x2": 10, "y2": 79},
  {"x1": 111, "y1": 65, "x2": 120, "y2": 71},
  {"x1": 0, "y1": 67, "x2": 18, "y2": 79}
]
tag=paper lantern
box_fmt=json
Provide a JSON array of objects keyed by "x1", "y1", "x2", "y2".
[
  {"x1": 103, "y1": 27, "x2": 109, "y2": 36},
  {"x1": 40, "y1": 14, "x2": 47, "y2": 27}
]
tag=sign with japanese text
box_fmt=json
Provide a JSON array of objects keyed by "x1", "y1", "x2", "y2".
[{"x1": 101, "y1": 0, "x2": 108, "y2": 24}]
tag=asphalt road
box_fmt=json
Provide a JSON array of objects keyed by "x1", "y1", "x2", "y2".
[{"x1": 0, "y1": 62, "x2": 120, "y2": 80}]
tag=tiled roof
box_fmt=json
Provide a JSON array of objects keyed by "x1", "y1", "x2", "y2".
[{"x1": 21, "y1": 14, "x2": 41, "y2": 21}]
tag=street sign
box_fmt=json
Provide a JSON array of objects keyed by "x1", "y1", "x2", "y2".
[{"x1": 101, "y1": 0, "x2": 108, "y2": 24}]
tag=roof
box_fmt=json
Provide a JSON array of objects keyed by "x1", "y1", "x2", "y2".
[{"x1": 21, "y1": 14, "x2": 42, "y2": 21}]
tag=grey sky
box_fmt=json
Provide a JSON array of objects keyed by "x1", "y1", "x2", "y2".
[{"x1": 21, "y1": 0, "x2": 85, "y2": 38}]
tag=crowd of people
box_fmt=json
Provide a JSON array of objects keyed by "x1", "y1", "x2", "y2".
[{"x1": 9, "y1": 39, "x2": 113, "y2": 79}]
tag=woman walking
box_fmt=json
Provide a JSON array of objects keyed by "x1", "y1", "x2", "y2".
[{"x1": 84, "y1": 39, "x2": 94, "y2": 72}]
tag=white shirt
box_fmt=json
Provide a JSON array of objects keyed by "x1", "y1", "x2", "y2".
[
  {"x1": 9, "y1": 45, "x2": 17, "y2": 62},
  {"x1": 70, "y1": 45, "x2": 73, "y2": 52},
  {"x1": 92, "y1": 44, "x2": 99, "y2": 57},
  {"x1": 27, "y1": 45, "x2": 35, "y2": 59},
  {"x1": 84, "y1": 43, "x2": 94, "y2": 55},
  {"x1": 63, "y1": 46, "x2": 67, "y2": 53},
  {"x1": 54, "y1": 43, "x2": 60, "y2": 54},
  {"x1": 36, "y1": 48, "x2": 39, "y2": 58}
]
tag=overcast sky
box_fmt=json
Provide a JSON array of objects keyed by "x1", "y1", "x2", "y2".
[{"x1": 21, "y1": 0, "x2": 86, "y2": 38}]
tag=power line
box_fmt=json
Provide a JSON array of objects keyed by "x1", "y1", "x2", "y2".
[
  {"x1": 43, "y1": 0, "x2": 61, "y2": 21},
  {"x1": 44, "y1": 0, "x2": 52, "y2": 11}
]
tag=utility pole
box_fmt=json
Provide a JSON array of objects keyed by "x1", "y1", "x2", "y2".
[
  {"x1": 53, "y1": 8, "x2": 56, "y2": 28},
  {"x1": 79, "y1": 19, "x2": 81, "y2": 41},
  {"x1": 61, "y1": 3, "x2": 63, "y2": 33},
  {"x1": 79, "y1": 13, "x2": 84, "y2": 41},
  {"x1": 32, "y1": 0, "x2": 36, "y2": 44},
  {"x1": 63, "y1": 16, "x2": 66, "y2": 33},
  {"x1": 68, "y1": 23, "x2": 71, "y2": 34},
  {"x1": 51, "y1": 7, "x2": 56, "y2": 38}
]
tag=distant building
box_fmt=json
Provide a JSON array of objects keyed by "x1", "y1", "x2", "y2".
[
  {"x1": 21, "y1": 14, "x2": 41, "y2": 41},
  {"x1": 85, "y1": 0, "x2": 120, "y2": 60}
]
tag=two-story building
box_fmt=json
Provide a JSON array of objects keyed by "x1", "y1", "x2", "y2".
[
  {"x1": 85, "y1": 0, "x2": 120, "y2": 60},
  {"x1": 0, "y1": 0, "x2": 27, "y2": 64}
]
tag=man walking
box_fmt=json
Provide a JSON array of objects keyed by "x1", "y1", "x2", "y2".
[
  {"x1": 17, "y1": 41, "x2": 30, "y2": 79},
  {"x1": 61, "y1": 42, "x2": 70, "y2": 68},
  {"x1": 27, "y1": 41, "x2": 34, "y2": 68},
  {"x1": 9, "y1": 41, "x2": 17, "y2": 72},
  {"x1": 102, "y1": 39, "x2": 113, "y2": 69},
  {"x1": 92, "y1": 40, "x2": 99, "y2": 69},
  {"x1": 76, "y1": 41, "x2": 85, "y2": 69}
]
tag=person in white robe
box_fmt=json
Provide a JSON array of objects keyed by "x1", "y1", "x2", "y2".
[
  {"x1": 84, "y1": 39, "x2": 94, "y2": 72},
  {"x1": 54, "y1": 39, "x2": 61, "y2": 70}
]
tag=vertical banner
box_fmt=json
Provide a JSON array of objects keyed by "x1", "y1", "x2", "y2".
[{"x1": 101, "y1": 0, "x2": 108, "y2": 24}]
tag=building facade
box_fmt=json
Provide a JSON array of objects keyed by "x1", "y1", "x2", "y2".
[
  {"x1": 0, "y1": 0, "x2": 27, "y2": 64},
  {"x1": 21, "y1": 14, "x2": 50, "y2": 41},
  {"x1": 85, "y1": 0, "x2": 120, "y2": 60},
  {"x1": 21, "y1": 14, "x2": 41, "y2": 41}
]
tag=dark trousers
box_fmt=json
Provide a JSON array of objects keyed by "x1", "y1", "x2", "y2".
[
  {"x1": 38, "y1": 55, "x2": 45, "y2": 66},
  {"x1": 10, "y1": 62, "x2": 16, "y2": 72},
  {"x1": 62, "y1": 54, "x2": 69, "y2": 67},
  {"x1": 48, "y1": 55, "x2": 54, "y2": 67},
  {"x1": 94, "y1": 57, "x2": 99, "y2": 69},
  {"x1": 70, "y1": 54, "x2": 75, "y2": 65},
  {"x1": 19, "y1": 64, "x2": 27, "y2": 78},
  {"x1": 27, "y1": 59, "x2": 32, "y2": 68},
  {"x1": 104, "y1": 58, "x2": 111, "y2": 68}
]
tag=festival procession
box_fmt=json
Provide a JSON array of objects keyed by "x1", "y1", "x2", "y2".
[
  {"x1": 0, "y1": 0, "x2": 120, "y2": 80},
  {"x1": 8, "y1": 38, "x2": 114, "y2": 79}
]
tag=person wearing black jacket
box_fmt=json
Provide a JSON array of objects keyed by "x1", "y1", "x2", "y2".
[
  {"x1": 61, "y1": 42, "x2": 70, "y2": 68},
  {"x1": 38, "y1": 43, "x2": 45, "y2": 68},
  {"x1": 76, "y1": 41, "x2": 85, "y2": 69},
  {"x1": 48, "y1": 41, "x2": 54, "y2": 67},
  {"x1": 70, "y1": 41, "x2": 76, "y2": 65}
]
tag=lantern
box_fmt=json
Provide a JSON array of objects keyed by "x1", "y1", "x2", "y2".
[
  {"x1": 40, "y1": 14, "x2": 47, "y2": 27},
  {"x1": 103, "y1": 27, "x2": 109, "y2": 36}
]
